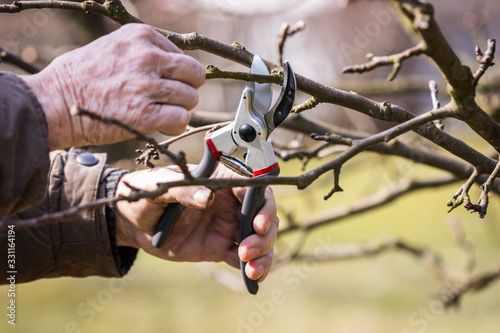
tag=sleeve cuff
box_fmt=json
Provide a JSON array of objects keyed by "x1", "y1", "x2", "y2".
[{"x1": 104, "y1": 169, "x2": 138, "y2": 276}]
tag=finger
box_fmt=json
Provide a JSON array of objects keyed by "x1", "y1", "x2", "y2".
[
  {"x1": 238, "y1": 217, "x2": 278, "y2": 262},
  {"x1": 252, "y1": 187, "x2": 277, "y2": 235},
  {"x1": 122, "y1": 167, "x2": 213, "y2": 209},
  {"x1": 245, "y1": 249, "x2": 273, "y2": 282},
  {"x1": 144, "y1": 104, "x2": 190, "y2": 136},
  {"x1": 151, "y1": 78, "x2": 200, "y2": 110},
  {"x1": 152, "y1": 168, "x2": 214, "y2": 209},
  {"x1": 156, "y1": 52, "x2": 205, "y2": 88}
]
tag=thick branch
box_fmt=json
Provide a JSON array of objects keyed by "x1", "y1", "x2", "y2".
[
  {"x1": 205, "y1": 66, "x2": 282, "y2": 84},
  {"x1": 392, "y1": 0, "x2": 500, "y2": 152}
]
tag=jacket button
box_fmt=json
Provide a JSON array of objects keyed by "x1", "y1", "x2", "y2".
[{"x1": 76, "y1": 152, "x2": 99, "y2": 166}]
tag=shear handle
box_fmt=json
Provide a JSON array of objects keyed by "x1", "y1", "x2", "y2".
[
  {"x1": 152, "y1": 141, "x2": 218, "y2": 248},
  {"x1": 239, "y1": 168, "x2": 279, "y2": 295},
  {"x1": 239, "y1": 185, "x2": 265, "y2": 295}
]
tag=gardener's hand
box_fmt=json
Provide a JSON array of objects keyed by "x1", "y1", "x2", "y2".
[
  {"x1": 22, "y1": 23, "x2": 205, "y2": 150},
  {"x1": 114, "y1": 165, "x2": 278, "y2": 282}
]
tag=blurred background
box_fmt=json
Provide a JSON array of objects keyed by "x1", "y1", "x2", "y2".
[{"x1": 1, "y1": 0, "x2": 500, "y2": 332}]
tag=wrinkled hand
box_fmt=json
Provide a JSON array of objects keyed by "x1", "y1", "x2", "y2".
[
  {"x1": 115, "y1": 165, "x2": 278, "y2": 282},
  {"x1": 22, "y1": 24, "x2": 205, "y2": 150}
]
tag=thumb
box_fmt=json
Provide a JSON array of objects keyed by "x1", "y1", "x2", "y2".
[
  {"x1": 162, "y1": 185, "x2": 213, "y2": 209},
  {"x1": 120, "y1": 167, "x2": 213, "y2": 209}
]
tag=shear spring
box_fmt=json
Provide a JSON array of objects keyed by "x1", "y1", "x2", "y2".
[{"x1": 220, "y1": 154, "x2": 253, "y2": 178}]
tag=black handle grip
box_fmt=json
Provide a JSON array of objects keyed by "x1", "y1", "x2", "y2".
[
  {"x1": 152, "y1": 142, "x2": 217, "y2": 248},
  {"x1": 239, "y1": 185, "x2": 267, "y2": 295}
]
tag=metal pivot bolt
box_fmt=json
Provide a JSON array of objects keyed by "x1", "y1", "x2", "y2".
[{"x1": 239, "y1": 124, "x2": 257, "y2": 142}]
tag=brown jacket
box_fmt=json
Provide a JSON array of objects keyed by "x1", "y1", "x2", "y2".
[{"x1": 0, "y1": 72, "x2": 136, "y2": 284}]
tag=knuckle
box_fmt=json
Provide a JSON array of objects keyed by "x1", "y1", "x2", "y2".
[{"x1": 124, "y1": 23, "x2": 156, "y2": 39}]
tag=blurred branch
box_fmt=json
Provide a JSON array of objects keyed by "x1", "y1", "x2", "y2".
[
  {"x1": 278, "y1": 177, "x2": 457, "y2": 236},
  {"x1": 0, "y1": 45, "x2": 40, "y2": 74},
  {"x1": 277, "y1": 235, "x2": 455, "y2": 282},
  {"x1": 441, "y1": 267, "x2": 500, "y2": 308},
  {"x1": 448, "y1": 218, "x2": 475, "y2": 273},
  {"x1": 277, "y1": 233, "x2": 500, "y2": 308}
]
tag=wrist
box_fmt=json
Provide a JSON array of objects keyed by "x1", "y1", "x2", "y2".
[
  {"x1": 104, "y1": 170, "x2": 139, "y2": 248},
  {"x1": 115, "y1": 212, "x2": 140, "y2": 248},
  {"x1": 20, "y1": 71, "x2": 73, "y2": 150}
]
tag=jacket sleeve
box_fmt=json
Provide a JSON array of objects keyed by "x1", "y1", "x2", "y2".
[
  {"x1": 0, "y1": 72, "x2": 137, "y2": 283},
  {"x1": 1, "y1": 149, "x2": 137, "y2": 283},
  {"x1": 0, "y1": 72, "x2": 51, "y2": 217}
]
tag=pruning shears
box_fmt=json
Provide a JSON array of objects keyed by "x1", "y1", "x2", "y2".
[{"x1": 152, "y1": 54, "x2": 296, "y2": 295}]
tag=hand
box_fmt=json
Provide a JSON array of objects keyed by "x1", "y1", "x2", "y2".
[
  {"x1": 114, "y1": 165, "x2": 278, "y2": 282},
  {"x1": 22, "y1": 24, "x2": 205, "y2": 150}
]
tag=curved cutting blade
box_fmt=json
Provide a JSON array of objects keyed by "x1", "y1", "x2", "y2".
[
  {"x1": 250, "y1": 54, "x2": 272, "y2": 116},
  {"x1": 264, "y1": 61, "x2": 296, "y2": 138}
]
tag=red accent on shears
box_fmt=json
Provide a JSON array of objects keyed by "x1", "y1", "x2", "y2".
[
  {"x1": 205, "y1": 131, "x2": 222, "y2": 160},
  {"x1": 252, "y1": 162, "x2": 279, "y2": 178}
]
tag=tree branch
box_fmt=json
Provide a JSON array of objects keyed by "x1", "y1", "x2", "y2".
[
  {"x1": 72, "y1": 106, "x2": 192, "y2": 178},
  {"x1": 342, "y1": 41, "x2": 427, "y2": 81},
  {"x1": 279, "y1": 177, "x2": 457, "y2": 236},
  {"x1": 1, "y1": 0, "x2": 498, "y2": 172},
  {"x1": 392, "y1": 0, "x2": 500, "y2": 153},
  {"x1": 276, "y1": 20, "x2": 305, "y2": 65},
  {"x1": 473, "y1": 38, "x2": 496, "y2": 88},
  {"x1": 446, "y1": 168, "x2": 479, "y2": 213},
  {"x1": 0, "y1": 45, "x2": 40, "y2": 74}
]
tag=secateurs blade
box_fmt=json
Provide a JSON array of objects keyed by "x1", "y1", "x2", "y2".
[{"x1": 152, "y1": 54, "x2": 296, "y2": 295}]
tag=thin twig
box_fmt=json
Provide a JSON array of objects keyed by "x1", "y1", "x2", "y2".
[
  {"x1": 291, "y1": 96, "x2": 319, "y2": 113},
  {"x1": 475, "y1": 155, "x2": 500, "y2": 218},
  {"x1": 71, "y1": 106, "x2": 192, "y2": 178},
  {"x1": 342, "y1": 42, "x2": 427, "y2": 81},
  {"x1": 158, "y1": 121, "x2": 232, "y2": 147},
  {"x1": 472, "y1": 38, "x2": 496, "y2": 88},
  {"x1": 277, "y1": 21, "x2": 305, "y2": 65},
  {"x1": 429, "y1": 80, "x2": 444, "y2": 130},
  {"x1": 323, "y1": 168, "x2": 343, "y2": 200},
  {"x1": 447, "y1": 168, "x2": 479, "y2": 213}
]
